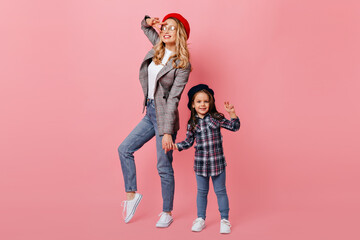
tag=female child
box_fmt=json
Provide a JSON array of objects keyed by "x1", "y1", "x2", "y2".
[
  {"x1": 174, "y1": 84, "x2": 240, "y2": 234},
  {"x1": 118, "y1": 13, "x2": 191, "y2": 227}
]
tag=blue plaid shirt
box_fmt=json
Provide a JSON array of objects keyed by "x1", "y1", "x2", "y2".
[{"x1": 176, "y1": 114, "x2": 240, "y2": 177}]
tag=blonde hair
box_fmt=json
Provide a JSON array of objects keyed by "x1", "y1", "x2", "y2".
[{"x1": 152, "y1": 18, "x2": 190, "y2": 69}]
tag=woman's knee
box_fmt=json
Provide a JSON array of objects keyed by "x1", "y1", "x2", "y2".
[
  {"x1": 118, "y1": 143, "x2": 124, "y2": 154},
  {"x1": 118, "y1": 142, "x2": 131, "y2": 158},
  {"x1": 156, "y1": 155, "x2": 174, "y2": 174},
  {"x1": 157, "y1": 163, "x2": 174, "y2": 176}
]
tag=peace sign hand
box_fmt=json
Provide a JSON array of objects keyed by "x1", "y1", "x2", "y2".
[
  {"x1": 224, "y1": 101, "x2": 238, "y2": 119},
  {"x1": 224, "y1": 101, "x2": 235, "y2": 113},
  {"x1": 146, "y1": 17, "x2": 167, "y2": 32}
]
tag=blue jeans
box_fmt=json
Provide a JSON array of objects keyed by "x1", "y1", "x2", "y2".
[
  {"x1": 196, "y1": 170, "x2": 229, "y2": 220},
  {"x1": 118, "y1": 99, "x2": 176, "y2": 212}
]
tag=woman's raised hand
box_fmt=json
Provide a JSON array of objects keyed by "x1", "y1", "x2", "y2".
[{"x1": 146, "y1": 17, "x2": 167, "y2": 32}]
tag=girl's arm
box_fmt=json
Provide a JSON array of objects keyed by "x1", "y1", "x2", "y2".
[
  {"x1": 220, "y1": 117, "x2": 240, "y2": 132},
  {"x1": 141, "y1": 15, "x2": 163, "y2": 46},
  {"x1": 175, "y1": 125, "x2": 195, "y2": 151}
]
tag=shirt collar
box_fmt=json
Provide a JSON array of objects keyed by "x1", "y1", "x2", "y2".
[{"x1": 195, "y1": 113, "x2": 210, "y2": 120}]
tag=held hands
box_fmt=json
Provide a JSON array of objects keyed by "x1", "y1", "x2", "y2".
[
  {"x1": 162, "y1": 134, "x2": 178, "y2": 153},
  {"x1": 224, "y1": 101, "x2": 238, "y2": 119},
  {"x1": 146, "y1": 17, "x2": 167, "y2": 33}
]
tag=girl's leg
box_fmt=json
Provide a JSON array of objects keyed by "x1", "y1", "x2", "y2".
[
  {"x1": 196, "y1": 174, "x2": 210, "y2": 220},
  {"x1": 118, "y1": 112, "x2": 155, "y2": 194},
  {"x1": 212, "y1": 170, "x2": 229, "y2": 220}
]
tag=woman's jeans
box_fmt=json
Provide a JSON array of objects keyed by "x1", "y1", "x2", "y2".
[
  {"x1": 196, "y1": 170, "x2": 229, "y2": 220},
  {"x1": 118, "y1": 99, "x2": 176, "y2": 212}
]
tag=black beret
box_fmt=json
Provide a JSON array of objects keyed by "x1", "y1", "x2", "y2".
[{"x1": 187, "y1": 84, "x2": 215, "y2": 110}]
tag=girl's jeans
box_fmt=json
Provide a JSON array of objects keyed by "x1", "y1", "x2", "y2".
[
  {"x1": 118, "y1": 99, "x2": 176, "y2": 212},
  {"x1": 196, "y1": 170, "x2": 229, "y2": 220}
]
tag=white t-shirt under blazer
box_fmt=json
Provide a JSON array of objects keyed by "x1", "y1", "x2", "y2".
[{"x1": 147, "y1": 48, "x2": 173, "y2": 99}]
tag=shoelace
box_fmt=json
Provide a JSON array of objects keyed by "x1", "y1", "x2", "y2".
[
  {"x1": 121, "y1": 200, "x2": 128, "y2": 220},
  {"x1": 193, "y1": 218, "x2": 204, "y2": 225},
  {"x1": 158, "y1": 212, "x2": 172, "y2": 221},
  {"x1": 158, "y1": 212, "x2": 167, "y2": 217},
  {"x1": 221, "y1": 219, "x2": 231, "y2": 227}
]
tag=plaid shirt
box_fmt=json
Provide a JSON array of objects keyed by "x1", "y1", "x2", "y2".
[{"x1": 177, "y1": 114, "x2": 240, "y2": 177}]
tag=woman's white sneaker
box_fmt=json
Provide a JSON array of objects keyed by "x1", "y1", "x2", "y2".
[
  {"x1": 191, "y1": 217, "x2": 206, "y2": 232},
  {"x1": 220, "y1": 219, "x2": 231, "y2": 234},
  {"x1": 156, "y1": 212, "x2": 173, "y2": 228},
  {"x1": 121, "y1": 193, "x2": 142, "y2": 223}
]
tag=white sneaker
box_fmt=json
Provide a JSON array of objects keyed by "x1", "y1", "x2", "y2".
[
  {"x1": 121, "y1": 193, "x2": 142, "y2": 223},
  {"x1": 156, "y1": 212, "x2": 173, "y2": 228},
  {"x1": 191, "y1": 217, "x2": 206, "y2": 232},
  {"x1": 220, "y1": 219, "x2": 231, "y2": 234}
]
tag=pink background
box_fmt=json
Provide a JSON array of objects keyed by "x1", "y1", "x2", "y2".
[{"x1": 1, "y1": 0, "x2": 359, "y2": 239}]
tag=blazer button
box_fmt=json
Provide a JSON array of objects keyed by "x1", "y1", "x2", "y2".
[{"x1": 163, "y1": 96, "x2": 166, "y2": 99}]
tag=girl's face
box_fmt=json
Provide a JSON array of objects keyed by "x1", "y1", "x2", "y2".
[
  {"x1": 192, "y1": 92, "x2": 210, "y2": 118},
  {"x1": 160, "y1": 18, "x2": 177, "y2": 46}
]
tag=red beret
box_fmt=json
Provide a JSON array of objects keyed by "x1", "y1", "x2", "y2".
[{"x1": 163, "y1": 13, "x2": 190, "y2": 39}]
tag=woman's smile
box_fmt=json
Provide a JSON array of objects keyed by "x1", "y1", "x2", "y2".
[{"x1": 160, "y1": 19, "x2": 177, "y2": 46}]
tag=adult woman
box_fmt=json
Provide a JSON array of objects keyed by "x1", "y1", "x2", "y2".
[{"x1": 118, "y1": 13, "x2": 191, "y2": 227}]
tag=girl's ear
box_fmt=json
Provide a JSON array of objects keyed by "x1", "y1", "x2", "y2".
[{"x1": 192, "y1": 103, "x2": 195, "y2": 109}]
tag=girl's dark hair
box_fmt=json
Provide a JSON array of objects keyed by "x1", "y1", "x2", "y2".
[{"x1": 188, "y1": 89, "x2": 224, "y2": 130}]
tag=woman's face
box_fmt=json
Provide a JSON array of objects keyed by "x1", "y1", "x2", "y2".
[
  {"x1": 160, "y1": 18, "x2": 177, "y2": 46},
  {"x1": 192, "y1": 92, "x2": 210, "y2": 118}
]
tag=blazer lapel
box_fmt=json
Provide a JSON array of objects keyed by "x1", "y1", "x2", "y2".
[
  {"x1": 142, "y1": 49, "x2": 155, "y2": 62},
  {"x1": 156, "y1": 60, "x2": 174, "y2": 82}
]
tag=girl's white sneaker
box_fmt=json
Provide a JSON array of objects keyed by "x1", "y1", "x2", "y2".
[
  {"x1": 220, "y1": 219, "x2": 231, "y2": 234},
  {"x1": 191, "y1": 217, "x2": 206, "y2": 232}
]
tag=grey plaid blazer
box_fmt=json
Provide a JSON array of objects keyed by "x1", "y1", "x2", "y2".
[{"x1": 139, "y1": 16, "x2": 191, "y2": 136}]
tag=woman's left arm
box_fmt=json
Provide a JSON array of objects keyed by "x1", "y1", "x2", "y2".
[
  {"x1": 162, "y1": 64, "x2": 191, "y2": 153},
  {"x1": 163, "y1": 64, "x2": 191, "y2": 135}
]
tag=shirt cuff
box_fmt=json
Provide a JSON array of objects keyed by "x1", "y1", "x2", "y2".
[
  {"x1": 142, "y1": 15, "x2": 151, "y2": 27},
  {"x1": 176, "y1": 143, "x2": 183, "y2": 151}
]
